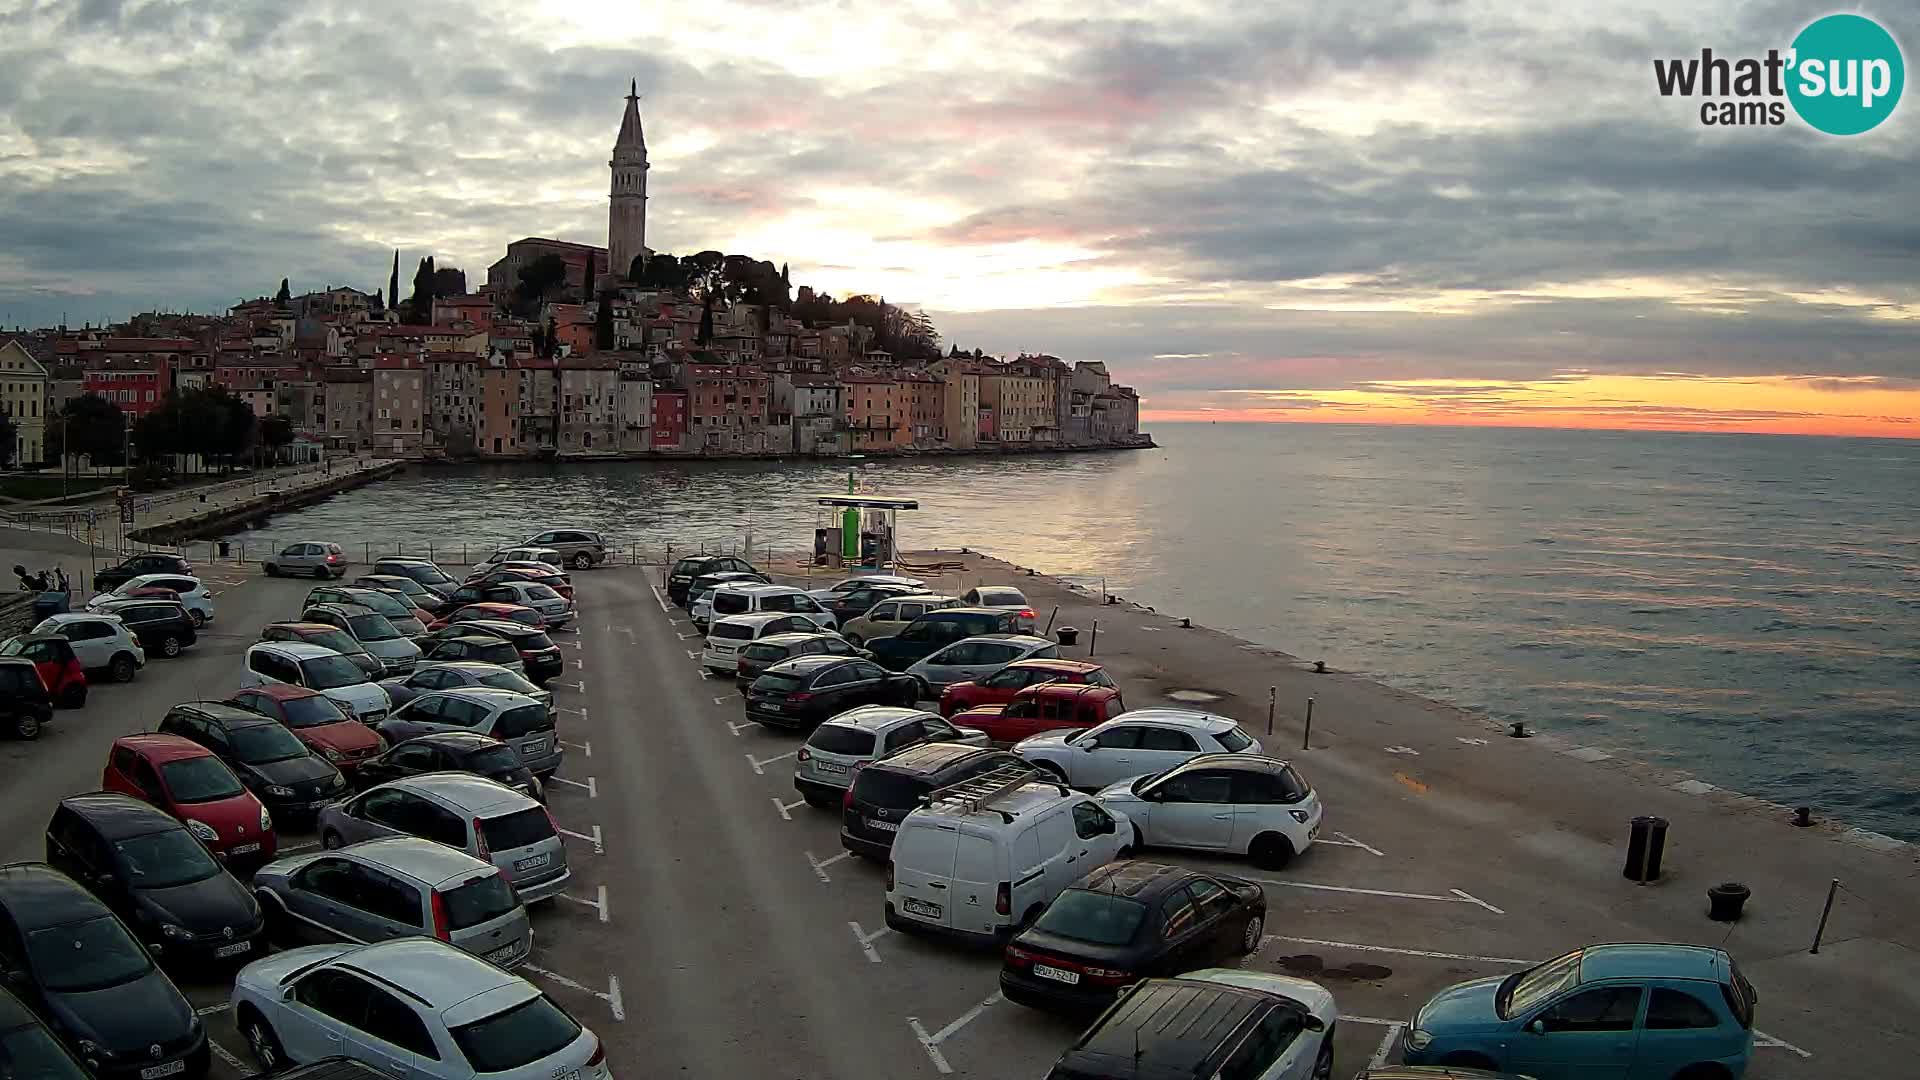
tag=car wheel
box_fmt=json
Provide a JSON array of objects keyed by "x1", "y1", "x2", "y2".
[
  {"x1": 1250, "y1": 833, "x2": 1295, "y2": 870},
  {"x1": 62, "y1": 685, "x2": 87, "y2": 708},
  {"x1": 905, "y1": 681, "x2": 927, "y2": 706},
  {"x1": 321, "y1": 829, "x2": 344, "y2": 850},
  {"x1": 1311, "y1": 1035, "x2": 1334, "y2": 1080},
  {"x1": 572, "y1": 552, "x2": 592, "y2": 570},
  {"x1": 1241, "y1": 912, "x2": 1265, "y2": 955},
  {"x1": 263, "y1": 563, "x2": 279, "y2": 577},
  {"x1": 109, "y1": 653, "x2": 137, "y2": 683},
  {"x1": 239, "y1": 1008, "x2": 287, "y2": 1073},
  {"x1": 14, "y1": 714, "x2": 40, "y2": 740},
  {"x1": 160, "y1": 635, "x2": 183, "y2": 658},
  {"x1": 188, "y1": 609, "x2": 206, "y2": 628},
  {"x1": 314, "y1": 565, "x2": 329, "y2": 579}
]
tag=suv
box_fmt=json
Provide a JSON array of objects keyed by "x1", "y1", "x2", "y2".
[
  {"x1": 864, "y1": 607, "x2": 1032, "y2": 670},
  {"x1": 305, "y1": 587, "x2": 427, "y2": 638},
  {"x1": 743, "y1": 654, "x2": 921, "y2": 728},
  {"x1": 793, "y1": 706, "x2": 987, "y2": 807},
  {"x1": 302, "y1": 603, "x2": 422, "y2": 675},
  {"x1": 839, "y1": 594, "x2": 960, "y2": 646},
  {"x1": 89, "y1": 597, "x2": 197, "y2": 658},
  {"x1": 230, "y1": 938, "x2": 608, "y2": 1079},
  {"x1": 520, "y1": 528, "x2": 608, "y2": 570},
  {"x1": 375, "y1": 688, "x2": 560, "y2": 778},
  {"x1": 1015, "y1": 709, "x2": 1263, "y2": 790},
  {"x1": 156, "y1": 703, "x2": 348, "y2": 827},
  {"x1": 420, "y1": 634, "x2": 528, "y2": 678},
  {"x1": 242, "y1": 642, "x2": 393, "y2": 723},
  {"x1": 1045, "y1": 971, "x2": 1336, "y2": 1080},
  {"x1": 687, "y1": 571, "x2": 773, "y2": 629},
  {"x1": 906, "y1": 633, "x2": 1059, "y2": 694},
  {"x1": 92, "y1": 551, "x2": 192, "y2": 593},
  {"x1": 369, "y1": 558, "x2": 458, "y2": 601},
  {"x1": 667, "y1": 554, "x2": 759, "y2": 605},
  {"x1": 317, "y1": 773, "x2": 570, "y2": 902},
  {"x1": 703, "y1": 613, "x2": 829, "y2": 675},
  {"x1": 0, "y1": 656, "x2": 55, "y2": 739},
  {"x1": 252, "y1": 836, "x2": 532, "y2": 970},
  {"x1": 840, "y1": 742, "x2": 1030, "y2": 860},
  {"x1": 87, "y1": 574, "x2": 214, "y2": 627},
  {"x1": 1094, "y1": 753, "x2": 1324, "y2": 869},
  {"x1": 443, "y1": 620, "x2": 563, "y2": 684},
  {"x1": 31, "y1": 613, "x2": 145, "y2": 682},
  {"x1": 707, "y1": 583, "x2": 838, "y2": 631},
  {"x1": 351, "y1": 732, "x2": 544, "y2": 802},
  {"x1": 263, "y1": 542, "x2": 347, "y2": 579}
]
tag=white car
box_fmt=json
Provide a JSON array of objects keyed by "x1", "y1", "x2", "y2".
[
  {"x1": 792, "y1": 705, "x2": 988, "y2": 807},
  {"x1": 905, "y1": 633, "x2": 1057, "y2": 694},
  {"x1": 1094, "y1": 753, "x2": 1322, "y2": 869},
  {"x1": 87, "y1": 572, "x2": 216, "y2": 626},
  {"x1": 805, "y1": 573, "x2": 927, "y2": 604},
  {"x1": 1014, "y1": 708, "x2": 1262, "y2": 790},
  {"x1": 707, "y1": 583, "x2": 839, "y2": 631},
  {"x1": 30, "y1": 612, "x2": 146, "y2": 682},
  {"x1": 242, "y1": 641, "x2": 393, "y2": 723},
  {"x1": 701, "y1": 612, "x2": 828, "y2": 675},
  {"x1": 231, "y1": 937, "x2": 611, "y2": 1080},
  {"x1": 474, "y1": 547, "x2": 565, "y2": 574}
]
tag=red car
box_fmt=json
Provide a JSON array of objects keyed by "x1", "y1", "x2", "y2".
[
  {"x1": 938, "y1": 658, "x2": 1119, "y2": 717},
  {"x1": 227, "y1": 684, "x2": 383, "y2": 772},
  {"x1": 950, "y1": 683, "x2": 1126, "y2": 745},
  {"x1": 102, "y1": 734, "x2": 277, "y2": 865},
  {"x1": 0, "y1": 633, "x2": 88, "y2": 707},
  {"x1": 429, "y1": 601, "x2": 546, "y2": 632}
]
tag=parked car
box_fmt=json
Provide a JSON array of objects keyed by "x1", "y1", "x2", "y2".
[
  {"x1": 102, "y1": 735, "x2": 276, "y2": 865},
  {"x1": 429, "y1": 602, "x2": 546, "y2": 633},
  {"x1": 368, "y1": 558, "x2": 459, "y2": 601},
  {"x1": 953, "y1": 683, "x2": 1128, "y2": 745},
  {"x1": 350, "y1": 732, "x2": 543, "y2": 802},
  {"x1": 263, "y1": 542, "x2": 347, "y2": 579},
  {"x1": 906, "y1": 633, "x2": 1059, "y2": 695},
  {"x1": 442, "y1": 620, "x2": 563, "y2": 684},
  {"x1": 1354, "y1": 1069, "x2": 1528, "y2": 1079},
  {"x1": 87, "y1": 573, "x2": 214, "y2": 627},
  {"x1": 470, "y1": 579, "x2": 572, "y2": 628},
  {"x1": 317, "y1": 774, "x2": 570, "y2": 902},
  {"x1": 687, "y1": 571, "x2": 773, "y2": 629},
  {"x1": 792, "y1": 706, "x2": 987, "y2": 807},
  {"x1": 230, "y1": 937, "x2": 608, "y2": 1078},
  {"x1": 885, "y1": 765, "x2": 1128, "y2": 943},
  {"x1": 419, "y1": 634, "x2": 528, "y2": 679},
  {"x1": 703, "y1": 613, "x2": 831, "y2": 676},
  {"x1": 840, "y1": 743, "x2": 1031, "y2": 860},
  {"x1": 302, "y1": 603, "x2": 423, "y2": 675},
  {"x1": 92, "y1": 552, "x2": 193, "y2": 593},
  {"x1": 88, "y1": 598, "x2": 197, "y2": 658},
  {"x1": 821, "y1": 581, "x2": 929, "y2": 623},
  {"x1": 735, "y1": 631, "x2": 867, "y2": 682},
  {"x1": 864, "y1": 607, "x2": 1031, "y2": 669},
  {"x1": 745, "y1": 654, "x2": 922, "y2": 728},
  {"x1": 940, "y1": 658, "x2": 1118, "y2": 717},
  {"x1": 473, "y1": 547, "x2": 565, "y2": 575},
  {"x1": 379, "y1": 661, "x2": 552, "y2": 710},
  {"x1": 304, "y1": 587, "x2": 427, "y2": 638},
  {"x1": 0, "y1": 655, "x2": 56, "y2": 739},
  {"x1": 433, "y1": 580, "x2": 536, "y2": 613},
  {"x1": 706, "y1": 583, "x2": 838, "y2": 632},
  {"x1": 667, "y1": 554, "x2": 759, "y2": 605},
  {"x1": 1044, "y1": 970, "x2": 1337, "y2": 1080},
  {"x1": 1016, "y1": 709, "x2": 1263, "y2": 790},
  {"x1": 0, "y1": 634, "x2": 85, "y2": 708},
  {"x1": 252, "y1": 836, "x2": 532, "y2": 969},
  {"x1": 0, "y1": 983, "x2": 92, "y2": 1080},
  {"x1": 0, "y1": 863, "x2": 208, "y2": 1080},
  {"x1": 1002, "y1": 860, "x2": 1267, "y2": 1013},
  {"x1": 241, "y1": 642, "x2": 393, "y2": 724},
  {"x1": 805, "y1": 573, "x2": 927, "y2": 607},
  {"x1": 374, "y1": 688, "x2": 560, "y2": 779},
  {"x1": 156, "y1": 703, "x2": 349, "y2": 827},
  {"x1": 462, "y1": 568, "x2": 575, "y2": 607},
  {"x1": 227, "y1": 686, "x2": 385, "y2": 774},
  {"x1": 1094, "y1": 753, "x2": 1323, "y2": 869},
  {"x1": 31, "y1": 612, "x2": 145, "y2": 682},
  {"x1": 351, "y1": 574, "x2": 442, "y2": 610},
  {"x1": 960, "y1": 585, "x2": 1036, "y2": 628},
  {"x1": 45, "y1": 793, "x2": 265, "y2": 967},
  {"x1": 832, "y1": 593, "x2": 961, "y2": 646},
  {"x1": 1402, "y1": 943, "x2": 1758, "y2": 1080},
  {"x1": 520, "y1": 528, "x2": 609, "y2": 569},
  {"x1": 258, "y1": 621, "x2": 385, "y2": 678}
]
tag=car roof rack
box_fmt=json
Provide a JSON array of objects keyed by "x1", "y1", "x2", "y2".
[{"x1": 921, "y1": 762, "x2": 1067, "y2": 823}]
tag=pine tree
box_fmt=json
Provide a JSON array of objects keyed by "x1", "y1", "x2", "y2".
[{"x1": 595, "y1": 296, "x2": 615, "y2": 351}]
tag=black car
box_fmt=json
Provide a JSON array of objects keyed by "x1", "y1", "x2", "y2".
[
  {"x1": 368, "y1": 558, "x2": 458, "y2": 601},
  {"x1": 420, "y1": 633, "x2": 527, "y2": 675},
  {"x1": 0, "y1": 656, "x2": 54, "y2": 740},
  {"x1": 1002, "y1": 860, "x2": 1267, "y2": 1013},
  {"x1": 667, "y1": 554, "x2": 759, "y2": 605},
  {"x1": 351, "y1": 731, "x2": 544, "y2": 801},
  {"x1": 865, "y1": 608, "x2": 1031, "y2": 670},
  {"x1": 826, "y1": 581, "x2": 925, "y2": 622},
  {"x1": 0, "y1": 863, "x2": 208, "y2": 1080},
  {"x1": 1046, "y1": 974, "x2": 1331, "y2": 1080},
  {"x1": 92, "y1": 599, "x2": 197, "y2": 658},
  {"x1": 92, "y1": 552, "x2": 192, "y2": 593},
  {"x1": 44, "y1": 794, "x2": 264, "y2": 967},
  {"x1": 744, "y1": 655, "x2": 919, "y2": 730},
  {"x1": 735, "y1": 632, "x2": 868, "y2": 682},
  {"x1": 0, "y1": 984, "x2": 92, "y2": 1080},
  {"x1": 454, "y1": 619, "x2": 564, "y2": 684},
  {"x1": 156, "y1": 703, "x2": 348, "y2": 825},
  {"x1": 840, "y1": 743, "x2": 1030, "y2": 859}
]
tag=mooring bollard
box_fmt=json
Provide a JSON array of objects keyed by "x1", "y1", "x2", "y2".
[
  {"x1": 1624, "y1": 816, "x2": 1669, "y2": 883},
  {"x1": 1708, "y1": 881, "x2": 1751, "y2": 923},
  {"x1": 1793, "y1": 806, "x2": 1813, "y2": 828}
]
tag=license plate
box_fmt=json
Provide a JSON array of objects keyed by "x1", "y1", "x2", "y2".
[
  {"x1": 552, "y1": 1069, "x2": 579, "y2": 1080},
  {"x1": 215, "y1": 941, "x2": 251, "y2": 958},
  {"x1": 487, "y1": 942, "x2": 522, "y2": 963},
  {"x1": 902, "y1": 898, "x2": 941, "y2": 918},
  {"x1": 814, "y1": 760, "x2": 847, "y2": 774},
  {"x1": 521, "y1": 741, "x2": 545, "y2": 756},
  {"x1": 760, "y1": 702, "x2": 781, "y2": 712},
  {"x1": 229, "y1": 842, "x2": 261, "y2": 855},
  {"x1": 515, "y1": 854, "x2": 550, "y2": 871},
  {"x1": 1033, "y1": 964, "x2": 1081, "y2": 985},
  {"x1": 865, "y1": 818, "x2": 898, "y2": 832},
  {"x1": 141, "y1": 1062, "x2": 185, "y2": 1079}
]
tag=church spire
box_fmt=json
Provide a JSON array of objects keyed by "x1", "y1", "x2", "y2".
[{"x1": 616, "y1": 79, "x2": 645, "y2": 151}]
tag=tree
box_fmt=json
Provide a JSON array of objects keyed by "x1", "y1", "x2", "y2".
[
  {"x1": 388, "y1": 250, "x2": 400, "y2": 311},
  {"x1": 514, "y1": 255, "x2": 569, "y2": 317},
  {"x1": 544, "y1": 315, "x2": 559, "y2": 358},
  {"x1": 595, "y1": 295, "x2": 615, "y2": 350},
  {"x1": 59, "y1": 393, "x2": 127, "y2": 467},
  {"x1": 274, "y1": 278, "x2": 291, "y2": 305},
  {"x1": 0, "y1": 412, "x2": 16, "y2": 467},
  {"x1": 260, "y1": 415, "x2": 294, "y2": 463},
  {"x1": 697, "y1": 294, "x2": 714, "y2": 346},
  {"x1": 409, "y1": 256, "x2": 438, "y2": 323},
  {"x1": 432, "y1": 265, "x2": 467, "y2": 297}
]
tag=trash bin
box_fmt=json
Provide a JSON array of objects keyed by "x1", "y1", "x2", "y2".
[
  {"x1": 31, "y1": 591, "x2": 69, "y2": 620},
  {"x1": 218, "y1": 541, "x2": 231, "y2": 558},
  {"x1": 1623, "y1": 815, "x2": 1669, "y2": 881},
  {"x1": 1056, "y1": 626, "x2": 1080, "y2": 647},
  {"x1": 1707, "y1": 882, "x2": 1750, "y2": 922}
]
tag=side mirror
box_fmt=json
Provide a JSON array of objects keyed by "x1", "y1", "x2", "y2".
[
  {"x1": 1301, "y1": 1015, "x2": 1325, "y2": 1033},
  {"x1": 1527, "y1": 1018, "x2": 1546, "y2": 1035},
  {"x1": 280, "y1": 985, "x2": 296, "y2": 1002}
]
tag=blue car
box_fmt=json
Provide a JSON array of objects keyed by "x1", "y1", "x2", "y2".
[{"x1": 1403, "y1": 943, "x2": 1757, "y2": 1080}]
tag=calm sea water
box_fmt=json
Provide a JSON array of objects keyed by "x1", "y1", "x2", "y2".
[{"x1": 232, "y1": 424, "x2": 1920, "y2": 840}]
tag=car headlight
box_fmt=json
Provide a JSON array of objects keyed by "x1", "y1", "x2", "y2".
[
  {"x1": 1406, "y1": 1028, "x2": 1434, "y2": 1051},
  {"x1": 160, "y1": 923, "x2": 191, "y2": 941},
  {"x1": 321, "y1": 746, "x2": 344, "y2": 763},
  {"x1": 1289, "y1": 809, "x2": 1311, "y2": 824},
  {"x1": 259, "y1": 806, "x2": 274, "y2": 831},
  {"x1": 184, "y1": 819, "x2": 217, "y2": 843},
  {"x1": 265, "y1": 785, "x2": 295, "y2": 798}
]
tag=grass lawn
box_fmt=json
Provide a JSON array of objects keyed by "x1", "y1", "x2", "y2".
[{"x1": 0, "y1": 474, "x2": 123, "y2": 501}]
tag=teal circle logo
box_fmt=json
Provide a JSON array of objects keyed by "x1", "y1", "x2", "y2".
[{"x1": 1787, "y1": 14, "x2": 1905, "y2": 135}]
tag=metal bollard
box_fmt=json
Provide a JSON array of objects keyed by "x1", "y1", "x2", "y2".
[
  {"x1": 1302, "y1": 696, "x2": 1314, "y2": 749},
  {"x1": 1088, "y1": 620, "x2": 1098, "y2": 657},
  {"x1": 1044, "y1": 605, "x2": 1059, "y2": 635},
  {"x1": 1810, "y1": 879, "x2": 1839, "y2": 953},
  {"x1": 1266, "y1": 687, "x2": 1276, "y2": 737}
]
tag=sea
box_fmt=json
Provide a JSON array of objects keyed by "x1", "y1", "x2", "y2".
[{"x1": 227, "y1": 423, "x2": 1920, "y2": 841}]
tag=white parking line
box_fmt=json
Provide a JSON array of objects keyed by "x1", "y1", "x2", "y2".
[
  {"x1": 712, "y1": 695, "x2": 733, "y2": 706},
  {"x1": 747, "y1": 750, "x2": 798, "y2": 775},
  {"x1": 550, "y1": 679, "x2": 586, "y2": 692},
  {"x1": 522, "y1": 964, "x2": 626, "y2": 1023},
  {"x1": 648, "y1": 585, "x2": 668, "y2": 612},
  {"x1": 562, "y1": 739, "x2": 592, "y2": 756},
  {"x1": 806, "y1": 849, "x2": 851, "y2": 883},
  {"x1": 771, "y1": 796, "x2": 808, "y2": 821},
  {"x1": 1754, "y1": 1032, "x2": 1812, "y2": 1058},
  {"x1": 699, "y1": 669, "x2": 714, "y2": 680},
  {"x1": 557, "y1": 825, "x2": 605, "y2": 854},
  {"x1": 678, "y1": 632, "x2": 700, "y2": 640},
  {"x1": 1369, "y1": 1024, "x2": 1406, "y2": 1069},
  {"x1": 727, "y1": 720, "x2": 757, "y2": 737},
  {"x1": 550, "y1": 775, "x2": 597, "y2": 798},
  {"x1": 555, "y1": 639, "x2": 581, "y2": 650},
  {"x1": 571, "y1": 659, "x2": 584, "y2": 669},
  {"x1": 908, "y1": 991, "x2": 1001, "y2": 1075},
  {"x1": 196, "y1": 1003, "x2": 232, "y2": 1017},
  {"x1": 557, "y1": 885, "x2": 610, "y2": 923},
  {"x1": 685, "y1": 649, "x2": 699, "y2": 660},
  {"x1": 1317, "y1": 831, "x2": 1385, "y2": 857},
  {"x1": 209, "y1": 1039, "x2": 248, "y2": 1072},
  {"x1": 1249, "y1": 877, "x2": 1505, "y2": 915},
  {"x1": 557, "y1": 706, "x2": 589, "y2": 718},
  {"x1": 848, "y1": 920, "x2": 890, "y2": 963}
]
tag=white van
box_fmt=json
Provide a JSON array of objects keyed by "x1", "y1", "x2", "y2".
[
  {"x1": 702, "y1": 612, "x2": 829, "y2": 675},
  {"x1": 708, "y1": 583, "x2": 840, "y2": 631},
  {"x1": 884, "y1": 763, "x2": 1130, "y2": 943}
]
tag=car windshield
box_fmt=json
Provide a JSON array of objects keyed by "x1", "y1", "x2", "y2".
[
  {"x1": 372, "y1": 578, "x2": 427, "y2": 597},
  {"x1": 346, "y1": 613, "x2": 402, "y2": 641},
  {"x1": 1215, "y1": 727, "x2": 1254, "y2": 752},
  {"x1": 977, "y1": 589, "x2": 1025, "y2": 606},
  {"x1": 0, "y1": 1021, "x2": 91, "y2": 1080},
  {"x1": 1032, "y1": 889, "x2": 1148, "y2": 946},
  {"x1": 525, "y1": 584, "x2": 561, "y2": 601},
  {"x1": 752, "y1": 673, "x2": 805, "y2": 693},
  {"x1": 480, "y1": 807, "x2": 553, "y2": 851},
  {"x1": 278, "y1": 694, "x2": 350, "y2": 728},
  {"x1": 159, "y1": 757, "x2": 245, "y2": 802},
  {"x1": 231, "y1": 724, "x2": 308, "y2": 764},
  {"x1": 341, "y1": 591, "x2": 405, "y2": 617},
  {"x1": 114, "y1": 829, "x2": 222, "y2": 889},
  {"x1": 712, "y1": 622, "x2": 756, "y2": 641},
  {"x1": 300, "y1": 655, "x2": 368, "y2": 689},
  {"x1": 397, "y1": 565, "x2": 453, "y2": 586},
  {"x1": 477, "y1": 670, "x2": 541, "y2": 695},
  {"x1": 1500, "y1": 949, "x2": 1585, "y2": 1019},
  {"x1": 806, "y1": 725, "x2": 875, "y2": 756},
  {"x1": 464, "y1": 745, "x2": 521, "y2": 775},
  {"x1": 451, "y1": 994, "x2": 581, "y2": 1073},
  {"x1": 442, "y1": 874, "x2": 518, "y2": 931},
  {"x1": 672, "y1": 558, "x2": 713, "y2": 577},
  {"x1": 301, "y1": 628, "x2": 364, "y2": 655},
  {"x1": 25, "y1": 917, "x2": 151, "y2": 993},
  {"x1": 517, "y1": 631, "x2": 555, "y2": 650},
  {"x1": 493, "y1": 706, "x2": 552, "y2": 738}
]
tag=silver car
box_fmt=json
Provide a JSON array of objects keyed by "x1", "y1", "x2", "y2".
[
  {"x1": 792, "y1": 705, "x2": 989, "y2": 807},
  {"x1": 373, "y1": 687, "x2": 561, "y2": 777},
  {"x1": 317, "y1": 773, "x2": 571, "y2": 902},
  {"x1": 252, "y1": 835, "x2": 533, "y2": 969},
  {"x1": 485, "y1": 580, "x2": 573, "y2": 628},
  {"x1": 304, "y1": 602, "x2": 424, "y2": 675},
  {"x1": 521, "y1": 528, "x2": 608, "y2": 570},
  {"x1": 379, "y1": 661, "x2": 553, "y2": 710},
  {"x1": 264, "y1": 541, "x2": 348, "y2": 579},
  {"x1": 905, "y1": 633, "x2": 1059, "y2": 693}
]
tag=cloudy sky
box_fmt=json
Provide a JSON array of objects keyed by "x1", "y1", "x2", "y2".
[{"x1": 2, "y1": 0, "x2": 1916, "y2": 436}]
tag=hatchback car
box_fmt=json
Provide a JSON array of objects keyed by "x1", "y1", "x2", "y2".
[
  {"x1": 440, "y1": 620, "x2": 563, "y2": 684},
  {"x1": 375, "y1": 688, "x2": 560, "y2": 778},
  {"x1": 429, "y1": 602, "x2": 546, "y2": 633},
  {"x1": 46, "y1": 794, "x2": 265, "y2": 967},
  {"x1": 906, "y1": 633, "x2": 1059, "y2": 695},
  {"x1": 102, "y1": 735, "x2": 276, "y2": 865},
  {"x1": 351, "y1": 732, "x2": 543, "y2": 802},
  {"x1": 88, "y1": 599, "x2": 197, "y2": 658},
  {"x1": 92, "y1": 552, "x2": 193, "y2": 593},
  {"x1": 230, "y1": 937, "x2": 608, "y2": 1079},
  {"x1": 0, "y1": 983, "x2": 92, "y2": 1080},
  {"x1": 745, "y1": 655, "x2": 923, "y2": 729},
  {"x1": 258, "y1": 622, "x2": 386, "y2": 678},
  {"x1": 961, "y1": 584, "x2": 1033, "y2": 613},
  {"x1": 735, "y1": 631, "x2": 867, "y2": 682},
  {"x1": 433, "y1": 580, "x2": 536, "y2": 614},
  {"x1": 253, "y1": 837, "x2": 532, "y2": 970},
  {"x1": 87, "y1": 574, "x2": 214, "y2": 627},
  {"x1": 702, "y1": 613, "x2": 823, "y2": 674},
  {"x1": 31, "y1": 613, "x2": 145, "y2": 682},
  {"x1": 304, "y1": 587, "x2": 428, "y2": 639},
  {"x1": 707, "y1": 583, "x2": 838, "y2": 631},
  {"x1": 0, "y1": 862, "x2": 208, "y2": 1080},
  {"x1": 318, "y1": 774, "x2": 569, "y2": 902},
  {"x1": 379, "y1": 661, "x2": 552, "y2": 710},
  {"x1": 667, "y1": 553, "x2": 759, "y2": 604},
  {"x1": 0, "y1": 634, "x2": 85, "y2": 709},
  {"x1": 0, "y1": 655, "x2": 56, "y2": 739},
  {"x1": 228, "y1": 686, "x2": 385, "y2": 774},
  {"x1": 369, "y1": 558, "x2": 459, "y2": 601},
  {"x1": 940, "y1": 658, "x2": 1118, "y2": 717},
  {"x1": 1016, "y1": 709, "x2": 1263, "y2": 790},
  {"x1": 473, "y1": 547, "x2": 565, "y2": 575},
  {"x1": 793, "y1": 706, "x2": 987, "y2": 807},
  {"x1": 840, "y1": 743, "x2": 1031, "y2": 860},
  {"x1": 242, "y1": 642, "x2": 393, "y2": 724},
  {"x1": 1095, "y1": 754, "x2": 1323, "y2": 869},
  {"x1": 687, "y1": 571, "x2": 774, "y2": 630},
  {"x1": 303, "y1": 603, "x2": 423, "y2": 676},
  {"x1": 1045, "y1": 970, "x2": 1336, "y2": 1080},
  {"x1": 156, "y1": 703, "x2": 349, "y2": 827},
  {"x1": 264, "y1": 542, "x2": 348, "y2": 579},
  {"x1": 352, "y1": 574, "x2": 442, "y2": 610},
  {"x1": 419, "y1": 634, "x2": 528, "y2": 679},
  {"x1": 1402, "y1": 943, "x2": 1757, "y2": 1080},
  {"x1": 466, "y1": 563, "x2": 573, "y2": 596},
  {"x1": 838, "y1": 593, "x2": 960, "y2": 646},
  {"x1": 953, "y1": 683, "x2": 1127, "y2": 745},
  {"x1": 864, "y1": 607, "x2": 1032, "y2": 669},
  {"x1": 474, "y1": 580, "x2": 572, "y2": 628}
]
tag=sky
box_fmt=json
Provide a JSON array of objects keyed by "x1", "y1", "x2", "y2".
[{"x1": 1, "y1": 0, "x2": 1915, "y2": 438}]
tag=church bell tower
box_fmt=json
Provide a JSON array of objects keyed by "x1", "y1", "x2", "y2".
[{"x1": 608, "y1": 79, "x2": 650, "y2": 285}]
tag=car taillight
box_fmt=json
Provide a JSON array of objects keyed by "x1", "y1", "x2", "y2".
[
  {"x1": 472, "y1": 817, "x2": 489, "y2": 858},
  {"x1": 1084, "y1": 967, "x2": 1135, "y2": 986},
  {"x1": 429, "y1": 890, "x2": 451, "y2": 941},
  {"x1": 327, "y1": 554, "x2": 339, "y2": 562},
  {"x1": 1020, "y1": 610, "x2": 1035, "y2": 620},
  {"x1": 1004, "y1": 945, "x2": 1032, "y2": 967},
  {"x1": 543, "y1": 804, "x2": 560, "y2": 836},
  {"x1": 788, "y1": 691, "x2": 812, "y2": 703},
  {"x1": 585, "y1": 1039, "x2": 605, "y2": 1068},
  {"x1": 995, "y1": 881, "x2": 1010, "y2": 916},
  {"x1": 737, "y1": 659, "x2": 748, "y2": 673},
  {"x1": 797, "y1": 747, "x2": 811, "y2": 762}
]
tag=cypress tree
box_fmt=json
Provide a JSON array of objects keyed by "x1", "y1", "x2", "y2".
[{"x1": 388, "y1": 250, "x2": 400, "y2": 310}]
